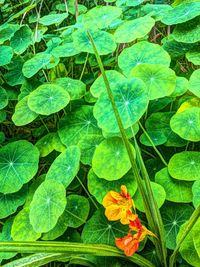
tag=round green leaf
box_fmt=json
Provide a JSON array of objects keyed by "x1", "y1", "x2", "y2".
[
  {"x1": 46, "y1": 146, "x2": 80, "y2": 188},
  {"x1": 58, "y1": 105, "x2": 101, "y2": 146},
  {"x1": 39, "y1": 13, "x2": 68, "y2": 26},
  {"x1": 114, "y1": 16, "x2": 155, "y2": 43},
  {"x1": 78, "y1": 134, "x2": 104, "y2": 165},
  {"x1": 192, "y1": 180, "x2": 200, "y2": 209},
  {"x1": 131, "y1": 64, "x2": 176, "y2": 100},
  {"x1": 90, "y1": 70, "x2": 126, "y2": 98},
  {"x1": 118, "y1": 41, "x2": 171, "y2": 77},
  {"x1": 155, "y1": 167, "x2": 193, "y2": 203},
  {"x1": 92, "y1": 137, "x2": 134, "y2": 180},
  {"x1": 193, "y1": 218, "x2": 200, "y2": 258},
  {"x1": 0, "y1": 46, "x2": 13, "y2": 66},
  {"x1": 0, "y1": 186, "x2": 27, "y2": 219},
  {"x1": 0, "y1": 87, "x2": 8, "y2": 109},
  {"x1": 186, "y1": 51, "x2": 200, "y2": 65},
  {"x1": 161, "y1": 2, "x2": 200, "y2": 25},
  {"x1": 172, "y1": 16, "x2": 200, "y2": 43},
  {"x1": 170, "y1": 107, "x2": 200, "y2": 142},
  {"x1": 134, "y1": 182, "x2": 166, "y2": 212},
  {"x1": 142, "y1": 4, "x2": 173, "y2": 21},
  {"x1": 140, "y1": 131, "x2": 167, "y2": 146},
  {"x1": 11, "y1": 207, "x2": 41, "y2": 241},
  {"x1": 22, "y1": 53, "x2": 52, "y2": 78},
  {"x1": 189, "y1": 69, "x2": 200, "y2": 98},
  {"x1": 168, "y1": 151, "x2": 200, "y2": 181},
  {"x1": 82, "y1": 209, "x2": 128, "y2": 245},
  {"x1": 72, "y1": 29, "x2": 116, "y2": 55},
  {"x1": 10, "y1": 25, "x2": 32, "y2": 54},
  {"x1": 12, "y1": 96, "x2": 38, "y2": 126},
  {"x1": 63, "y1": 195, "x2": 90, "y2": 228},
  {"x1": 88, "y1": 169, "x2": 137, "y2": 204},
  {"x1": 35, "y1": 133, "x2": 55, "y2": 157},
  {"x1": 83, "y1": 6, "x2": 122, "y2": 29},
  {"x1": 55, "y1": 77, "x2": 86, "y2": 100},
  {"x1": 171, "y1": 76, "x2": 189, "y2": 97},
  {"x1": 177, "y1": 222, "x2": 200, "y2": 267},
  {"x1": 29, "y1": 180, "x2": 67, "y2": 233},
  {"x1": 161, "y1": 202, "x2": 194, "y2": 250},
  {"x1": 28, "y1": 84, "x2": 70, "y2": 115},
  {"x1": 93, "y1": 78, "x2": 148, "y2": 133},
  {"x1": 51, "y1": 42, "x2": 80, "y2": 58},
  {"x1": 0, "y1": 23, "x2": 20, "y2": 44},
  {"x1": 0, "y1": 140, "x2": 39, "y2": 194}
]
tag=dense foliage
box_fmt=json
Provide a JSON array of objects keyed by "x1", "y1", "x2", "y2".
[{"x1": 0, "y1": 0, "x2": 200, "y2": 266}]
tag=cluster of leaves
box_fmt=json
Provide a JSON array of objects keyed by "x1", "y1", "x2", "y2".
[{"x1": 0, "y1": 0, "x2": 200, "y2": 266}]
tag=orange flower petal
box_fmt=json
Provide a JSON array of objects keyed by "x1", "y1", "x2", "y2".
[{"x1": 115, "y1": 233, "x2": 139, "y2": 257}]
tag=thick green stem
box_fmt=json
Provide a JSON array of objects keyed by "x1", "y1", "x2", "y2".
[
  {"x1": 87, "y1": 31, "x2": 167, "y2": 267},
  {"x1": 0, "y1": 241, "x2": 155, "y2": 267},
  {"x1": 169, "y1": 204, "x2": 200, "y2": 267}
]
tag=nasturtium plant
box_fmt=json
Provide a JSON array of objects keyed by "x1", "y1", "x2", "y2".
[{"x1": 0, "y1": 0, "x2": 200, "y2": 266}]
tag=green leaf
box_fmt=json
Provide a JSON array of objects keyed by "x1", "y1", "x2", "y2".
[
  {"x1": 63, "y1": 194, "x2": 90, "y2": 228},
  {"x1": 161, "y1": 2, "x2": 200, "y2": 25},
  {"x1": 0, "y1": 186, "x2": 27, "y2": 219},
  {"x1": 12, "y1": 96, "x2": 38, "y2": 126},
  {"x1": 92, "y1": 137, "x2": 134, "y2": 180},
  {"x1": 93, "y1": 78, "x2": 148, "y2": 133},
  {"x1": 171, "y1": 76, "x2": 188, "y2": 97},
  {"x1": 58, "y1": 105, "x2": 101, "y2": 146},
  {"x1": 28, "y1": 84, "x2": 70, "y2": 115},
  {"x1": 0, "y1": 140, "x2": 39, "y2": 194},
  {"x1": 186, "y1": 51, "x2": 200, "y2": 65},
  {"x1": 0, "y1": 218, "x2": 17, "y2": 261},
  {"x1": 10, "y1": 25, "x2": 32, "y2": 54},
  {"x1": 35, "y1": 133, "x2": 55, "y2": 157},
  {"x1": 22, "y1": 53, "x2": 52, "y2": 78},
  {"x1": 46, "y1": 146, "x2": 81, "y2": 188},
  {"x1": 39, "y1": 13, "x2": 68, "y2": 26},
  {"x1": 83, "y1": 6, "x2": 122, "y2": 29},
  {"x1": 142, "y1": 4, "x2": 173, "y2": 21},
  {"x1": 172, "y1": 16, "x2": 200, "y2": 43},
  {"x1": 114, "y1": 16, "x2": 155, "y2": 43},
  {"x1": 188, "y1": 69, "x2": 200, "y2": 98},
  {"x1": 118, "y1": 41, "x2": 171, "y2": 77},
  {"x1": 4, "y1": 56, "x2": 25, "y2": 86},
  {"x1": 134, "y1": 182, "x2": 166, "y2": 212},
  {"x1": 90, "y1": 70, "x2": 126, "y2": 98},
  {"x1": 78, "y1": 134, "x2": 104, "y2": 165},
  {"x1": 82, "y1": 209, "x2": 128, "y2": 245},
  {"x1": 177, "y1": 221, "x2": 200, "y2": 267},
  {"x1": 0, "y1": 24, "x2": 20, "y2": 44},
  {"x1": 51, "y1": 42, "x2": 80, "y2": 58},
  {"x1": 192, "y1": 180, "x2": 200, "y2": 209},
  {"x1": 88, "y1": 169, "x2": 137, "y2": 204},
  {"x1": 160, "y1": 202, "x2": 194, "y2": 250},
  {"x1": 131, "y1": 64, "x2": 176, "y2": 100},
  {"x1": 0, "y1": 87, "x2": 8, "y2": 109},
  {"x1": 193, "y1": 218, "x2": 200, "y2": 258},
  {"x1": 29, "y1": 180, "x2": 67, "y2": 233},
  {"x1": 170, "y1": 107, "x2": 200, "y2": 142},
  {"x1": 155, "y1": 167, "x2": 193, "y2": 203},
  {"x1": 168, "y1": 151, "x2": 200, "y2": 181},
  {"x1": 72, "y1": 29, "x2": 116, "y2": 55},
  {"x1": 0, "y1": 46, "x2": 13, "y2": 66},
  {"x1": 55, "y1": 77, "x2": 86, "y2": 100},
  {"x1": 11, "y1": 207, "x2": 41, "y2": 241},
  {"x1": 140, "y1": 131, "x2": 167, "y2": 146}
]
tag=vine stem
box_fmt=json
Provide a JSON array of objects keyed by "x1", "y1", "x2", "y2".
[
  {"x1": 0, "y1": 241, "x2": 155, "y2": 267},
  {"x1": 169, "y1": 204, "x2": 200, "y2": 267},
  {"x1": 87, "y1": 31, "x2": 167, "y2": 267}
]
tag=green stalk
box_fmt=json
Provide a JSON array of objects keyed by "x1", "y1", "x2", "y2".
[
  {"x1": 0, "y1": 241, "x2": 155, "y2": 267},
  {"x1": 169, "y1": 204, "x2": 200, "y2": 267},
  {"x1": 87, "y1": 31, "x2": 167, "y2": 267}
]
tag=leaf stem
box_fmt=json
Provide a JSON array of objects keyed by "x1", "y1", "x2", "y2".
[{"x1": 0, "y1": 241, "x2": 155, "y2": 267}]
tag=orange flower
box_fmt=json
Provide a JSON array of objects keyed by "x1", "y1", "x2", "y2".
[
  {"x1": 137, "y1": 225, "x2": 156, "y2": 242},
  {"x1": 115, "y1": 233, "x2": 140, "y2": 256},
  {"x1": 102, "y1": 185, "x2": 137, "y2": 224},
  {"x1": 129, "y1": 217, "x2": 142, "y2": 232}
]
